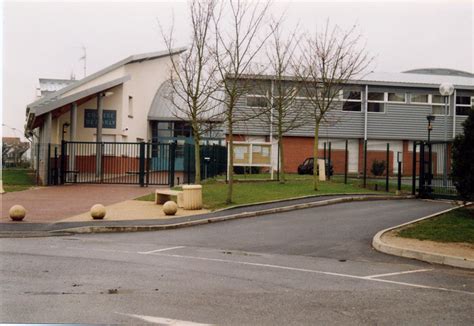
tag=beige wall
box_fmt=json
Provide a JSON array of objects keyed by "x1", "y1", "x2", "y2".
[{"x1": 47, "y1": 53, "x2": 177, "y2": 144}]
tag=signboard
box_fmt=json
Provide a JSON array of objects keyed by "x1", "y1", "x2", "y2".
[
  {"x1": 84, "y1": 109, "x2": 117, "y2": 129},
  {"x1": 231, "y1": 142, "x2": 272, "y2": 166}
]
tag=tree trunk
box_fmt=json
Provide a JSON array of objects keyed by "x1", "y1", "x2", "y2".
[
  {"x1": 313, "y1": 120, "x2": 320, "y2": 191},
  {"x1": 279, "y1": 136, "x2": 285, "y2": 184},
  {"x1": 226, "y1": 118, "x2": 234, "y2": 204},
  {"x1": 193, "y1": 133, "x2": 201, "y2": 184}
]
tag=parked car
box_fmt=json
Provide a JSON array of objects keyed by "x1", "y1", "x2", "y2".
[{"x1": 297, "y1": 157, "x2": 334, "y2": 176}]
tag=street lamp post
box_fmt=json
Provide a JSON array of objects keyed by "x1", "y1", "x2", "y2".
[{"x1": 439, "y1": 83, "x2": 454, "y2": 187}]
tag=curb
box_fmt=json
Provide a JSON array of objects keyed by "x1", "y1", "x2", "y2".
[
  {"x1": 372, "y1": 204, "x2": 474, "y2": 270},
  {"x1": 52, "y1": 194, "x2": 414, "y2": 235}
]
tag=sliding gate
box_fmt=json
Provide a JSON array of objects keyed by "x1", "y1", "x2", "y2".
[
  {"x1": 59, "y1": 141, "x2": 175, "y2": 186},
  {"x1": 51, "y1": 141, "x2": 226, "y2": 187},
  {"x1": 413, "y1": 140, "x2": 459, "y2": 199}
]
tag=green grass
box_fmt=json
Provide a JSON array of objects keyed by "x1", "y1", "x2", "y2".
[
  {"x1": 398, "y1": 207, "x2": 474, "y2": 244},
  {"x1": 137, "y1": 176, "x2": 381, "y2": 210},
  {"x1": 2, "y1": 169, "x2": 36, "y2": 192}
]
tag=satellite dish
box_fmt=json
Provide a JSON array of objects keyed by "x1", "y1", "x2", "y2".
[{"x1": 439, "y1": 83, "x2": 454, "y2": 96}]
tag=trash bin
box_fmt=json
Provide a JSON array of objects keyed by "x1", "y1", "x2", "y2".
[{"x1": 182, "y1": 184, "x2": 203, "y2": 210}]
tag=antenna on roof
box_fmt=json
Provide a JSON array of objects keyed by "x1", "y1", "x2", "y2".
[
  {"x1": 70, "y1": 70, "x2": 76, "y2": 81},
  {"x1": 79, "y1": 45, "x2": 87, "y2": 78}
]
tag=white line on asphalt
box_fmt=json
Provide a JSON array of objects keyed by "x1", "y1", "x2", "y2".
[
  {"x1": 116, "y1": 312, "x2": 213, "y2": 325},
  {"x1": 363, "y1": 268, "x2": 434, "y2": 279},
  {"x1": 138, "y1": 246, "x2": 185, "y2": 254},
  {"x1": 150, "y1": 252, "x2": 473, "y2": 296},
  {"x1": 65, "y1": 246, "x2": 136, "y2": 254}
]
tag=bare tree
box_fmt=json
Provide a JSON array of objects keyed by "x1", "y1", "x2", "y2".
[
  {"x1": 160, "y1": 0, "x2": 220, "y2": 184},
  {"x1": 295, "y1": 22, "x2": 373, "y2": 190},
  {"x1": 264, "y1": 18, "x2": 306, "y2": 183},
  {"x1": 212, "y1": 0, "x2": 272, "y2": 203}
]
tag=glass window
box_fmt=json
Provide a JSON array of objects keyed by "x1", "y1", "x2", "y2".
[
  {"x1": 456, "y1": 96, "x2": 471, "y2": 105},
  {"x1": 456, "y1": 96, "x2": 472, "y2": 116},
  {"x1": 297, "y1": 87, "x2": 317, "y2": 98},
  {"x1": 368, "y1": 92, "x2": 384, "y2": 101},
  {"x1": 174, "y1": 121, "x2": 192, "y2": 137},
  {"x1": 387, "y1": 92, "x2": 406, "y2": 102},
  {"x1": 343, "y1": 101, "x2": 362, "y2": 112},
  {"x1": 368, "y1": 102, "x2": 385, "y2": 113},
  {"x1": 432, "y1": 106, "x2": 449, "y2": 115},
  {"x1": 157, "y1": 122, "x2": 172, "y2": 137},
  {"x1": 411, "y1": 94, "x2": 429, "y2": 103},
  {"x1": 432, "y1": 95, "x2": 445, "y2": 104},
  {"x1": 247, "y1": 96, "x2": 267, "y2": 108},
  {"x1": 343, "y1": 91, "x2": 361, "y2": 100}
]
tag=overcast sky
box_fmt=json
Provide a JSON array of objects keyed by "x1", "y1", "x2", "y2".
[{"x1": 2, "y1": 0, "x2": 473, "y2": 139}]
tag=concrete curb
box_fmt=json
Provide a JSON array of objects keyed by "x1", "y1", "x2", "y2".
[
  {"x1": 52, "y1": 195, "x2": 414, "y2": 235},
  {"x1": 372, "y1": 204, "x2": 474, "y2": 270}
]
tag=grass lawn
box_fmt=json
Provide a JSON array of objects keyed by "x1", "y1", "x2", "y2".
[
  {"x1": 137, "y1": 175, "x2": 381, "y2": 210},
  {"x1": 398, "y1": 207, "x2": 474, "y2": 244},
  {"x1": 2, "y1": 169, "x2": 36, "y2": 192}
]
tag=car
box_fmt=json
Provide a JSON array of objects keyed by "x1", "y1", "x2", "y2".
[{"x1": 297, "y1": 157, "x2": 334, "y2": 176}]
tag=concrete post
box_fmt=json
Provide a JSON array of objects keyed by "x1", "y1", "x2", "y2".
[
  {"x1": 68, "y1": 102, "x2": 77, "y2": 181},
  {"x1": 39, "y1": 112, "x2": 52, "y2": 185}
]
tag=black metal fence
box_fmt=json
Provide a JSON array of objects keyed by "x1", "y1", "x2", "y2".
[{"x1": 45, "y1": 141, "x2": 226, "y2": 187}]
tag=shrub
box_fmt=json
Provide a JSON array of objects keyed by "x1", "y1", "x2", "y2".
[
  {"x1": 371, "y1": 160, "x2": 386, "y2": 176},
  {"x1": 452, "y1": 109, "x2": 474, "y2": 201}
]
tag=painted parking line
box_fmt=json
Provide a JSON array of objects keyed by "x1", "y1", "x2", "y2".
[
  {"x1": 363, "y1": 268, "x2": 434, "y2": 279},
  {"x1": 117, "y1": 312, "x2": 213, "y2": 325},
  {"x1": 138, "y1": 246, "x2": 185, "y2": 254},
  {"x1": 149, "y1": 252, "x2": 474, "y2": 296}
]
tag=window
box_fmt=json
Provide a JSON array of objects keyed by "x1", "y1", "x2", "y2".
[
  {"x1": 387, "y1": 92, "x2": 406, "y2": 103},
  {"x1": 128, "y1": 96, "x2": 133, "y2": 118},
  {"x1": 367, "y1": 92, "x2": 385, "y2": 113},
  {"x1": 246, "y1": 96, "x2": 267, "y2": 108},
  {"x1": 342, "y1": 90, "x2": 362, "y2": 112},
  {"x1": 432, "y1": 95, "x2": 449, "y2": 115},
  {"x1": 456, "y1": 96, "x2": 473, "y2": 116},
  {"x1": 411, "y1": 94, "x2": 429, "y2": 104}
]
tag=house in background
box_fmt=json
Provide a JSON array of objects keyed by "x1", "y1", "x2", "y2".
[{"x1": 2, "y1": 137, "x2": 30, "y2": 168}]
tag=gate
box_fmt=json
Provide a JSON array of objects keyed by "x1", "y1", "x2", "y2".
[
  {"x1": 413, "y1": 140, "x2": 458, "y2": 199},
  {"x1": 53, "y1": 141, "x2": 226, "y2": 187}
]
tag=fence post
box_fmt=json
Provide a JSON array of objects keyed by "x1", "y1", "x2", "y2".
[
  {"x1": 169, "y1": 141, "x2": 176, "y2": 187},
  {"x1": 47, "y1": 143, "x2": 51, "y2": 185},
  {"x1": 398, "y1": 160, "x2": 402, "y2": 192},
  {"x1": 328, "y1": 142, "x2": 332, "y2": 181},
  {"x1": 412, "y1": 141, "x2": 417, "y2": 196},
  {"x1": 344, "y1": 139, "x2": 348, "y2": 184},
  {"x1": 138, "y1": 142, "x2": 146, "y2": 187},
  {"x1": 386, "y1": 143, "x2": 390, "y2": 192},
  {"x1": 363, "y1": 140, "x2": 367, "y2": 188},
  {"x1": 60, "y1": 140, "x2": 67, "y2": 185}
]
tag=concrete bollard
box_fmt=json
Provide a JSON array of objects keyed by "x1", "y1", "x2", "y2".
[
  {"x1": 163, "y1": 201, "x2": 178, "y2": 216},
  {"x1": 9, "y1": 205, "x2": 26, "y2": 221},
  {"x1": 182, "y1": 185, "x2": 203, "y2": 210},
  {"x1": 90, "y1": 204, "x2": 106, "y2": 220}
]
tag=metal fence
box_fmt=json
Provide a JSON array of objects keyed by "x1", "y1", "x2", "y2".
[{"x1": 42, "y1": 141, "x2": 227, "y2": 187}]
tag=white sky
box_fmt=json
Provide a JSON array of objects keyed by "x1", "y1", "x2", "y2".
[{"x1": 2, "y1": 0, "x2": 473, "y2": 139}]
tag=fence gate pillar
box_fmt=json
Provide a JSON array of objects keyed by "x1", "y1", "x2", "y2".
[{"x1": 138, "y1": 142, "x2": 146, "y2": 187}]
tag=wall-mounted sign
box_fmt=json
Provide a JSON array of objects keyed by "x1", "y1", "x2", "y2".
[{"x1": 84, "y1": 109, "x2": 116, "y2": 129}]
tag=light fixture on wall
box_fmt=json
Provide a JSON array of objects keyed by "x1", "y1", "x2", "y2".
[{"x1": 102, "y1": 91, "x2": 114, "y2": 97}]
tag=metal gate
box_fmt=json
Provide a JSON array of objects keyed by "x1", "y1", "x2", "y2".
[
  {"x1": 413, "y1": 140, "x2": 458, "y2": 199},
  {"x1": 49, "y1": 141, "x2": 226, "y2": 187}
]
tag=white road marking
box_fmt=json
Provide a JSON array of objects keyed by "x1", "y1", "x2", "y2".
[
  {"x1": 151, "y1": 252, "x2": 473, "y2": 296},
  {"x1": 66, "y1": 246, "x2": 135, "y2": 254},
  {"x1": 117, "y1": 312, "x2": 213, "y2": 325},
  {"x1": 363, "y1": 268, "x2": 433, "y2": 279},
  {"x1": 138, "y1": 246, "x2": 185, "y2": 254}
]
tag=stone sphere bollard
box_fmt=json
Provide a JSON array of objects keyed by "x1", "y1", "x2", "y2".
[
  {"x1": 90, "y1": 204, "x2": 106, "y2": 220},
  {"x1": 163, "y1": 201, "x2": 178, "y2": 216},
  {"x1": 9, "y1": 205, "x2": 26, "y2": 221}
]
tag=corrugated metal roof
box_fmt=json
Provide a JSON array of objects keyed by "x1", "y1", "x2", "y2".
[
  {"x1": 359, "y1": 71, "x2": 474, "y2": 88},
  {"x1": 39, "y1": 78, "x2": 76, "y2": 93}
]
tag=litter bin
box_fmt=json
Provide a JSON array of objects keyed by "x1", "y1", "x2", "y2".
[{"x1": 182, "y1": 184, "x2": 203, "y2": 210}]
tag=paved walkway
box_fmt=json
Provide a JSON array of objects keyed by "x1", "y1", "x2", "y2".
[{"x1": 1, "y1": 184, "x2": 156, "y2": 223}]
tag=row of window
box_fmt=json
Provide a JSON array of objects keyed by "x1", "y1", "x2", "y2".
[{"x1": 247, "y1": 91, "x2": 473, "y2": 116}]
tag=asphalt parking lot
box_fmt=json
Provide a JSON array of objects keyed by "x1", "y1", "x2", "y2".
[{"x1": 0, "y1": 199, "x2": 472, "y2": 325}]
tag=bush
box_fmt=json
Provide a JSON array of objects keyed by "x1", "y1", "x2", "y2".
[
  {"x1": 371, "y1": 160, "x2": 386, "y2": 176},
  {"x1": 452, "y1": 109, "x2": 474, "y2": 201}
]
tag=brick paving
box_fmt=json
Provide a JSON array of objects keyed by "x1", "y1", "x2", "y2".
[{"x1": 1, "y1": 184, "x2": 158, "y2": 223}]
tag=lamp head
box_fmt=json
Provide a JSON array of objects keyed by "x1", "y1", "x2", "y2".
[{"x1": 439, "y1": 83, "x2": 454, "y2": 96}]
